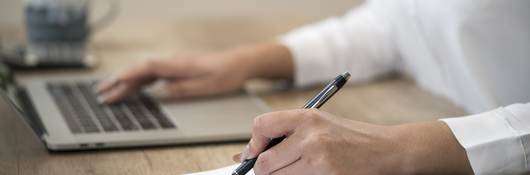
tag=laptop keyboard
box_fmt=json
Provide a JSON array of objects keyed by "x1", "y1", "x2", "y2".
[{"x1": 46, "y1": 81, "x2": 176, "y2": 134}]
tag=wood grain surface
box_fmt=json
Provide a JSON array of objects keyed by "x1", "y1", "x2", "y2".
[{"x1": 0, "y1": 12, "x2": 466, "y2": 175}]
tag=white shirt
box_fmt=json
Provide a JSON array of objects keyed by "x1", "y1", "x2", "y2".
[{"x1": 279, "y1": 0, "x2": 530, "y2": 174}]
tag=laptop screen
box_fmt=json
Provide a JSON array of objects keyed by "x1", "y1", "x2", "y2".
[
  {"x1": 0, "y1": 87, "x2": 25, "y2": 113},
  {"x1": 0, "y1": 63, "x2": 25, "y2": 114},
  {"x1": 0, "y1": 63, "x2": 47, "y2": 138}
]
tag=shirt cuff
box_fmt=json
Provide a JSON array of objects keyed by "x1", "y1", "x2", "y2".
[
  {"x1": 278, "y1": 20, "x2": 340, "y2": 88},
  {"x1": 277, "y1": 0, "x2": 398, "y2": 88},
  {"x1": 441, "y1": 105, "x2": 529, "y2": 174}
]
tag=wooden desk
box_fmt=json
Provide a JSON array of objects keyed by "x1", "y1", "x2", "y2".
[{"x1": 0, "y1": 19, "x2": 466, "y2": 175}]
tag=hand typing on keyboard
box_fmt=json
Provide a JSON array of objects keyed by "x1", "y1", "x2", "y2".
[
  {"x1": 95, "y1": 43, "x2": 293, "y2": 104},
  {"x1": 49, "y1": 82, "x2": 176, "y2": 134}
]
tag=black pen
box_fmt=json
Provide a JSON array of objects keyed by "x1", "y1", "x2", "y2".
[{"x1": 231, "y1": 72, "x2": 351, "y2": 175}]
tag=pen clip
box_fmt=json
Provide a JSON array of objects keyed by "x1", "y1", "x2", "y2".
[{"x1": 307, "y1": 85, "x2": 338, "y2": 109}]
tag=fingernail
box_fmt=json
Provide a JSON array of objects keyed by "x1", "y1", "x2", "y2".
[
  {"x1": 151, "y1": 87, "x2": 170, "y2": 99},
  {"x1": 97, "y1": 95, "x2": 108, "y2": 104},
  {"x1": 232, "y1": 153, "x2": 242, "y2": 162},
  {"x1": 240, "y1": 144, "x2": 250, "y2": 162},
  {"x1": 95, "y1": 81, "x2": 114, "y2": 94},
  {"x1": 103, "y1": 75, "x2": 120, "y2": 86},
  {"x1": 106, "y1": 74, "x2": 119, "y2": 83}
]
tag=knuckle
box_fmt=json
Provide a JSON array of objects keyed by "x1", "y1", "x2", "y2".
[
  {"x1": 302, "y1": 131, "x2": 335, "y2": 153},
  {"x1": 144, "y1": 59, "x2": 157, "y2": 69},
  {"x1": 319, "y1": 146, "x2": 333, "y2": 162},
  {"x1": 304, "y1": 109, "x2": 323, "y2": 120},
  {"x1": 306, "y1": 153, "x2": 333, "y2": 172},
  {"x1": 316, "y1": 130, "x2": 333, "y2": 142},
  {"x1": 254, "y1": 153, "x2": 273, "y2": 174},
  {"x1": 115, "y1": 74, "x2": 128, "y2": 82},
  {"x1": 305, "y1": 115, "x2": 322, "y2": 127},
  {"x1": 318, "y1": 155, "x2": 330, "y2": 167},
  {"x1": 305, "y1": 108, "x2": 321, "y2": 116},
  {"x1": 247, "y1": 139, "x2": 260, "y2": 155},
  {"x1": 252, "y1": 115, "x2": 267, "y2": 132},
  {"x1": 301, "y1": 134, "x2": 320, "y2": 151},
  {"x1": 251, "y1": 112, "x2": 279, "y2": 133}
]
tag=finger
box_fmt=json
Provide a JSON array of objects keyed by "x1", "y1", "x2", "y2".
[
  {"x1": 232, "y1": 153, "x2": 242, "y2": 162},
  {"x1": 253, "y1": 131, "x2": 304, "y2": 175},
  {"x1": 98, "y1": 58, "x2": 199, "y2": 102},
  {"x1": 270, "y1": 159, "x2": 310, "y2": 175},
  {"x1": 98, "y1": 57, "x2": 197, "y2": 94},
  {"x1": 98, "y1": 81, "x2": 147, "y2": 104},
  {"x1": 98, "y1": 83, "x2": 139, "y2": 104},
  {"x1": 96, "y1": 63, "x2": 155, "y2": 94},
  {"x1": 96, "y1": 75, "x2": 120, "y2": 93},
  {"x1": 245, "y1": 109, "x2": 307, "y2": 159}
]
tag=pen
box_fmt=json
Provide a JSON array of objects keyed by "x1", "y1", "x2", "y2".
[{"x1": 231, "y1": 72, "x2": 351, "y2": 175}]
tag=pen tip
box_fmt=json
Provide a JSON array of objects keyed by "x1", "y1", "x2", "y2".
[
  {"x1": 341, "y1": 72, "x2": 351, "y2": 80},
  {"x1": 231, "y1": 172, "x2": 239, "y2": 175}
]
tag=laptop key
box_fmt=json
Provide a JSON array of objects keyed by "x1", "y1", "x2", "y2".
[
  {"x1": 76, "y1": 83, "x2": 118, "y2": 132},
  {"x1": 109, "y1": 104, "x2": 139, "y2": 131},
  {"x1": 59, "y1": 84, "x2": 100, "y2": 133},
  {"x1": 139, "y1": 95, "x2": 175, "y2": 129},
  {"x1": 47, "y1": 80, "x2": 174, "y2": 134},
  {"x1": 47, "y1": 84, "x2": 83, "y2": 133},
  {"x1": 123, "y1": 97, "x2": 157, "y2": 130}
]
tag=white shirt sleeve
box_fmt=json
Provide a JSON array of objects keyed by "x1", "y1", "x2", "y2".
[
  {"x1": 278, "y1": 0, "x2": 399, "y2": 87},
  {"x1": 441, "y1": 103, "x2": 530, "y2": 174},
  {"x1": 280, "y1": 0, "x2": 530, "y2": 174}
]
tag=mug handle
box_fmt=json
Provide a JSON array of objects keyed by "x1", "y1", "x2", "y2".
[{"x1": 90, "y1": 0, "x2": 120, "y2": 33}]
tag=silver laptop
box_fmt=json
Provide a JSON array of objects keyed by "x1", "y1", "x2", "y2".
[{"x1": 1, "y1": 76, "x2": 269, "y2": 151}]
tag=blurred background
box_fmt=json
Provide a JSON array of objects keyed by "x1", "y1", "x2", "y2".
[
  {"x1": 0, "y1": 0, "x2": 372, "y2": 110},
  {"x1": 0, "y1": 0, "x2": 362, "y2": 69},
  {"x1": 0, "y1": 0, "x2": 360, "y2": 27}
]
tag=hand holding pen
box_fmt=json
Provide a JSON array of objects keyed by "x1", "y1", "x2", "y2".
[{"x1": 232, "y1": 72, "x2": 350, "y2": 175}]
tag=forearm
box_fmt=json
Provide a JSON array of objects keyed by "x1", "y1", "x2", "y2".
[{"x1": 231, "y1": 43, "x2": 294, "y2": 80}]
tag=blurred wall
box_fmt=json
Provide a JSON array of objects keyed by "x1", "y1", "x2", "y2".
[{"x1": 0, "y1": 0, "x2": 362, "y2": 26}]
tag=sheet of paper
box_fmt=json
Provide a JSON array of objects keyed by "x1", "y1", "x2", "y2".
[{"x1": 184, "y1": 164, "x2": 255, "y2": 175}]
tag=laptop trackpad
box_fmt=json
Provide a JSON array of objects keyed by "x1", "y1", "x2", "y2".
[{"x1": 160, "y1": 93, "x2": 269, "y2": 139}]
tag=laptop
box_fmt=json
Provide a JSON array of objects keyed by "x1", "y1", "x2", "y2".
[{"x1": 0, "y1": 72, "x2": 269, "y2": 151}]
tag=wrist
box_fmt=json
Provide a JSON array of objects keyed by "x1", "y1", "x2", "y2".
[{"x1": 394, "y1": 121, "x2": 473, "y2": 175}]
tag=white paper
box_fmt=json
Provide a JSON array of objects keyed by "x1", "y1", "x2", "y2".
[{"x1": 185, "y1": 164, "x2": 255, "y2": 175}]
